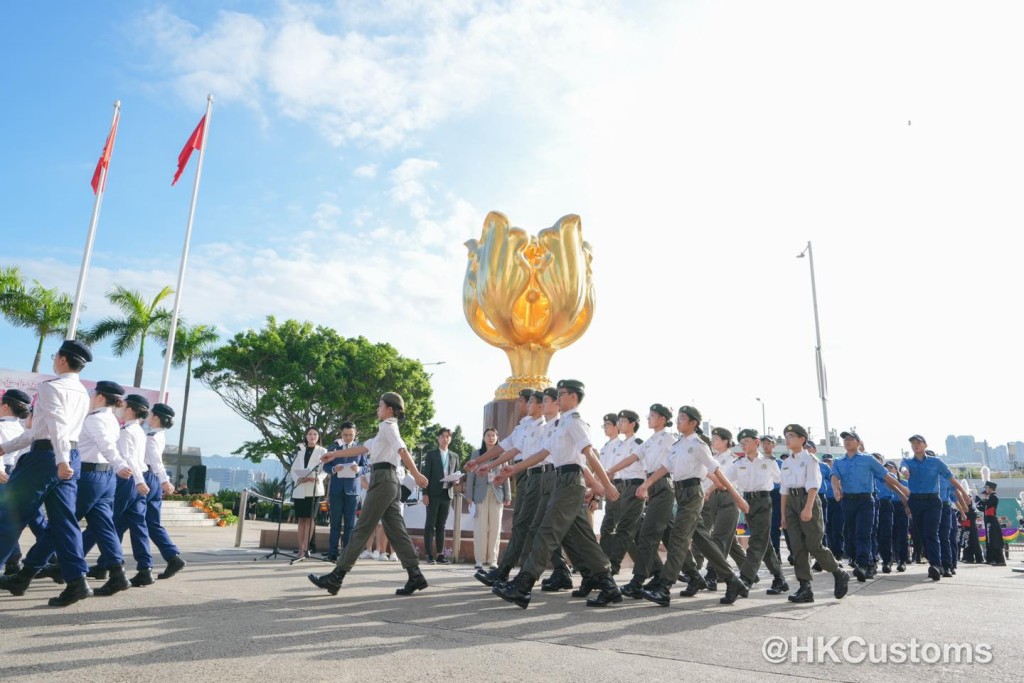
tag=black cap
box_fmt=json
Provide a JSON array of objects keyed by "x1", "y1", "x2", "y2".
[
  {"x1": 530, "y1": 390, "x2": 545, "y2": 402},
  {"x1": 125, "y1": 394, "x2": 150, "y2": 410},
  {"x1": 711, "y1": 427, "x2": 733, "y2": 442},
  {"x1": 924, "y1": 449, "x2": 936, "y2": 457},
  {"x1": 737, "y1": 428, "x2": 759, "y2": 442},
  {"x1": 518, "y1": 388, "x2": 536, "y2": 400},
  {"x1": 760, "y1": 434, "x2": 774, "y2": 443},
  {"x1": 602, "y1": 413, "x2": 618, "y2": 425},
  {"x1": 542, "y1": 387, "x2": 558, "y2": 401},
  {"x1": 840, "y1": 430, "x2": 860, "y2": 441},
  {"x1": 556, "y1": 379, "x2": 585, "y2": 392},
  {"x1": 94, "y1": 380, "x2": 125, "y2": 398},
  {"x1": 650, "y1": 403, "x2": 672, "y2": 420},
  {"x1": 908, "y1": 434, "x2": 926, "y2": 444},
  {"x1": 2, "y1": 389, "x2": 31, "y2": 406},
  {"x1": 152, "y1": 403, "x2": 175, "y2": 418},
  {"x1": 618, "y1": 409, "x2": 639, "y2": 423},
  {"x1": 984, "y1": 481, "x2": 996, "y2": 490},
  {"x1": 822, "y1": 453, "x2": 834, "y2": 461},
  {"x1": 59, "y1": 339, "x2": 92, "y2": 364},
  {"x1": 784, "y1": 423, "x2": 808, "y2": 439},
  {"x1": 678, "y1": 405, "x2": 702, "y2": 423}
]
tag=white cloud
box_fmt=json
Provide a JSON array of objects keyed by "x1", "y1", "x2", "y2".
[{"x1": 353, "y1": 164, "x2": 378, "y2": 179}]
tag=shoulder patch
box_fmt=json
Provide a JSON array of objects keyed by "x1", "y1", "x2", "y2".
[
  {"x1": 634, "y1": 437, "x2": 643, "y2": 444},
  {"x1": 554, "y1": 419, "x2": 560, "y2": 426},
  {"x1": 571, "y1": 412, "x2": 580, "y2": 418}
]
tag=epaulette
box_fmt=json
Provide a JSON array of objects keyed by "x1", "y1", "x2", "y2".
[
  {"x1": 634, "y1": 437, "x2": 643, "y2": 444},
  {"x1": 571, "y1": 412, "x2": 580, "y2": 418}
]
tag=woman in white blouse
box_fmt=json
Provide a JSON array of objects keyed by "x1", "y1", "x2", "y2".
[{"x1": 289, "y1": 427, "x2": 327, "y2": 559}]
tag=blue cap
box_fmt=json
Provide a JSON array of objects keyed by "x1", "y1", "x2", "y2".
[
  {"x1": 94, "y1": 381, "x2": 125, "y2": 398},
  {"x1": 59, "y1": 339, "x2": 92, "y2": 363},
  {"x1": 2, "y1": 389, "x2": 31, "y2": 406}
]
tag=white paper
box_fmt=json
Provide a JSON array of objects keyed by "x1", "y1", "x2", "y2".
[
  {"x1": 335, "y1": 463, "x2": 360, "y2": 479},
  {"x1": 441, "y1": 471, "x2": 463, "y2": 483}
]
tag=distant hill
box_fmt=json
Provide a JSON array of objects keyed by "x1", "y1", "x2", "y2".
[{"x1": 202, "y1": 454, "x2": 285, "y2": 478}]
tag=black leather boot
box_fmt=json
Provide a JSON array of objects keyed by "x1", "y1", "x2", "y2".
[
  {"x1": 882, "y1": 562, "x2": 892, "y2": 574},
  {"x1": 619, "y1": 575, "x2": 645, "y2": 599},
  {"x1": 129, "y1": 568, "x2": 154, "y2": 587},
  {"x1": 853, "y1": 565, "x2": 867, "y2": 582},
  {"x1": 585, "y1": 575, "x2": 622, "y2": 607},
  {"x1": 157, "y1": 555, "x2": 186, "y2": 580},
  {"x1": 833, "y1": 569, "x2": 850, "y2": 599},
  {"x1": 86, "y1": 564, "x2": 108, "y2": 580},
  {"x1": 48, "y1": 577, "x2": 92, "y2": 607},
  {"x1": 308, "y1": 568, "x2": 346, "y2": 595},
  {"x1": 571, "y1": 573, "x2": 598, "y2": 598},
  {"x1": 0, "y1": 566, "x2": 36, "y2": 596},
  {"x1": 720, "y1": 575, "x2": 749, "y2": 605},
  {"x1": 641, "y1": 570, "x2": 661, "y2": 591},
  {"x1": 4, "y1": 557, "x2": 22, "y2": 576},
  {"x1": 395, "y1": 567, "x2": 428, "y2": 596},
  {"x1": 540, "y1": 566, "x2": 573, "y2": 592},
  {"x1": 704, "y1": 568, "x2": 718, "y2": 591},
  {"x1": 494, "y1": 572, "x2": 534, "y2": 609},
  {"x1": 642, "y1": 577, "x2": 673, "y2": 607},
  {"x1": 94, "y1": 566, "x2": 130, "y2": 596},
  {"x1": 36, "y1": 563, "x2": 65, "y2": 585},
  {"x1": 678, "y1": 571, "x2": 707, "y2": 597},
  {"x1": 766, "y1": 574, "x2": 789, "y2": 595},
  {"x1": 787, "y1": 580, "x2": 814, "y2": 603},
  {"x1": 475, "y1": 565, "x2": 506, "y2": 587}
]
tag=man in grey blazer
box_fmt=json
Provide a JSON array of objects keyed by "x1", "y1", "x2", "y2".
[
  {"x1": 466, "y1": 433, "x2": 512, "y2": 569},
  {"x1": 421, "y1": 429, "x2": 459, "y2": 563}
]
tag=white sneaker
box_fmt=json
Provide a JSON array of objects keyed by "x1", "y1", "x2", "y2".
[
  {"x1": 389, "y1": 553, "x2": 399, "y2": 562},
  {"x1": 359, "y1": 550, "x2": 373, "y2": 560},
  {"x1": 370, "y1": 550, "x2": 380, "y2": 561},
  {"x1": 377, "y1": 552, "x2": 389, "y2": 561}
]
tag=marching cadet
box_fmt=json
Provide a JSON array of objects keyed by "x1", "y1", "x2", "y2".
[
  {"x1": 761, "y1": 434, "x2": 786, "y2": 563},
  {"x1": 0, "y1": 389, "x2": 36, "y2": 576},
  {"x1": 111, "y1": 395, "x2": 154, "y2": 587},
  {"x1": 692, "y1": 427, "x2": 747, "y2": 590},
  {"x1": 723, "y1": 428, "x2": 789, "y2": 595},
  {"x1": 981, "y1": 481, "x2": 1005, "y2": 566},
  {"x1": 830, "y1": 431, "x2": 908, "y2": 581},
  {"x1": 309, "y1": 392, "x2": 430, "y2": 597},
  {"x1": 144, "y1": 404, "x2": 187, "y2": 580},
  {"x1": 899, "y1": 435, "x2": 971, "y2": 580},
  {"x1": 883, "y1": 461, "x2": 910, "y2": 571},
  {"x1": 639, "y1": 406, "x2": 750, "y2": 607},
  {"x1": 492, "y1": 380, "x2": 621, "y2": 609},
  {"x1": 469, "y1": 389, "x2": 541, "y2": 587},
  {"x1": 609, "y1": 404, "x2": 677, "y2": 598},
  {"x1": 599, "y1": 409, "x2": 645, "y2": 576},
  {"x1": 592, "y1": 413, "x2": 620, "y2": 528},
  {"x1": 0, "y1": 340, "x2": 93, "y2": 606},
  {"x1": 874, "y1": 458, "x2": 899, "y2": 574},
  {"x1": 779, "y1": 424, "x2": 850, "y2": 603},
  {"x1": 821, "y1": 453, "x2": 845, "y2": 561}
]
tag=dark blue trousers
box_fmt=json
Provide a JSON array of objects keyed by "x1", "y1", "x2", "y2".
[
  {"x1": 841, "y1": 496, "x2": 875, "y2": 568},
  {"x1": 938, "y1": 503, "x2": 953, "y2": 569},
  {"x1": 84, "y1": 475, "x2": 151, "y2": 570},
  {"x1": 143, "y1": 470, "x2": 179, "y2": 562},
  {"x1": 870, "y1": 494, "x2": 879, "y2": 562},
  {"x1": 36, "y1": 468, "x2": 124, "y2": 571},
  {"x1": 946, "y1": 506, "x2": 958, "y2": 570},
  {"x1": 0, "y1": 465, "x2": 48, "y2": 564},
  {"x1": 0, "y1": 449, "x2": 88, "y2": 582},
  {"x1": 328, "y1": 493, "x2": 358, "y2": 555},
  {"x1": 908, "y1": 495, "x2": 942, "y2": 566},
  {"x1": 877, "y1": 499, "x2": 894, "y2": 563},
  {"x1": 891, "y1": 501, "x2": 909, "y2": 563},
  {"x1": 826, "y1": 497, "x2": 845, "y2": 558}
]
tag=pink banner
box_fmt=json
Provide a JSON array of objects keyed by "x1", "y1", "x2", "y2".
[{"x1": 0, "y1": 367, "x2": 163, "y2": 407}]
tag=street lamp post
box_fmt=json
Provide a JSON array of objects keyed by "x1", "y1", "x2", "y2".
[
  {"x1": 797, "y1": 241, "x2": 831, "y2": 453},
  {"x1": 755, "y1": 397, "x2": 766, "y2": 436}
]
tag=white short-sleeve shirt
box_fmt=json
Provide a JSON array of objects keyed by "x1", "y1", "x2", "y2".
[
  {"x1": 363, "y1": 418, "x2": 408, "y2": 467},
  {"x1": 779, "y1": 450, "x2": 822, "y2": 495},
  {"x1": 635, "y1": 430, "x2": 675, "y2": 474},
  {"x1": 723, "y1": 454, "x2": 782, "y2": 493},
  {"x1": 550, "y1": 412, "x2": 592, "y2": 468},
  {"x1": 666, "y1": 433, "x2": 719, "y2": 481}
]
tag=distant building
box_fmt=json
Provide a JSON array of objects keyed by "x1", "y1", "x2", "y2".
[
  {"x1": 206, "y1": 467, "x2": 256, "y2": 492},
  {"x1": 163, "y1": 445, "x2": 202, "y2": 485},
  {"x1": 945, "y1": 435, "x2": 958, "y2": 460}
]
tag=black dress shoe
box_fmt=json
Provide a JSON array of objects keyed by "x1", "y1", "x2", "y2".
[
  {"x1": 620, "y1": 577, "x2": 645, "y2": 599},
  {"x1": 4, "y1": 559, "x2": 23, "y2": 576},
  {"x1": 395, "y1": 568, "x2": 428, "y2": 596},
  {"x1": 882, "y1": 563, "x2": 892, "y2": 574},
  {"x1": 866, "y1": 565, "x2": 877, "y2": 579},
  {"x1": 720, "y1": 575, "x2": 749, "y2": 605},
  {"x1": 853, "y1": 566, "x2": 867, "y2": 583},
  {"x1": 896, "y1": 562, "x2": 906, "y2": 572},
  {"x1": 571, "y1": 574, "x2": 598, "y2": 598},
  {"x1": 541, "y1": 567, "x2": 573, "y2": 592},
  {"x1": 308, "y1": 568, "x2": 346, "y2": 595},
  {"x1": 493, "y1": 574, "x2": 534, "y2": 609},
  {"x1": 766, "y1": 575, "x2": 790, "y2": 595},
  {"x1": 326, "y1": 554, "x2": 338, "y2": 562},
  {"x1": 927, "y1": 565, "x2": 941, "y2": 581},
  {"x1": 157, "y1": 555, "x2": 186, "y2": 580},
  {"x1": 86, "y1": 565, "x2": 108, "y2": 581},
  {"x1": 426, "y1": 556, "x2": 435, "y2": 565},
  {"x1": 950, "y1": 567, "x2": 957, "y2": 575},
  {"x1": 585, "y1": 576, "x2": 622, "y2": 607},
  {"x1": 129, "y1": 569, "x2": 155, "y2": 587},
  {"x1": 833, "y1": 569, "x2": 850, "y2": 599},
  {"x1": 941, "y1": 568, "x2": 952, "y2": 578},
  {"x1": 36, "y1": 563, "x2": 65, "y2": 585},
  {"x1": 788, "y1": 581, "x2": 814, "y2": 603},
  {"x1": 642, "y1": 579, "x2": 672, "y2": 607},
  {"x1": 435, "y1": 555, "x2": 449, "y2": 565},
  {"x1": 94, "y1": 567, "x2": 130, "y2": 596},
  {"x1": 48, "y1": 577, "x2": 92, "y2": 607},
  {"x1": 0, "y1": 566, "x2": 35, "y2": 596}
]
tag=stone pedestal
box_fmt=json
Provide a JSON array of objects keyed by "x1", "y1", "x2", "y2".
[{"x1": 482, "y1": 398, "x2": 519, "y2": 440}]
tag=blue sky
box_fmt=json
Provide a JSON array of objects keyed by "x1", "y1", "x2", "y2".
[{"x1": 3, "y1": 1, "x2": 1024, "y2": 462}]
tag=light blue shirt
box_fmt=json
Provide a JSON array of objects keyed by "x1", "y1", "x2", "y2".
[
  {"x1": 440, "y1": 450, "x2": 449, "y2": 473},
  {"x1": 900, "y1": 455, "x2": 953, "y2": 495},
  {"x1": 832, "y1": 453, "x2": 887, "y2": 494}
]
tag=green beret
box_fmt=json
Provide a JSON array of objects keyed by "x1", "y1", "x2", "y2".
[
  {"x1": 518, "y1": 388, "x2": 536, "y2": 400},
  {"x1": 542, "y1": 387, "x2": 558, "y2": 401},
  {"x1": 530, "y1": 390, "x2": 545, "y2": 402},
  {"x1": 381, "y1": 391, "x2": 405, "y2": 412},
  {"x1": 678, "y1": 405, "x2": 702, "y2": 423},
  {"x1": 737, "y1": 428, "x2": 759, "y2": 442},
  {"x1": 783, "y1": 423, "x2": 808, "y2": 439},
  {"x1": 618, "y1": 409, "x2": 639, "y2": 423},
  {"x1": 711, "y1": 427, "x2": 733, "y2": 442},
  {"x1": 650, "y1": 403, "x2": 672, "y2": 420},
  {"x1": 602, "y1": 413, "x2": 618, "y2": 425},
  {"x1": 556, "y1": 379, "x2": 585, "y2": 392}
]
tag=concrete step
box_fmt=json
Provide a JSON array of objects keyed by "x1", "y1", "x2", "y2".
[{"x1": 159, "y1": 501, "x2": 227, "y2": 527}]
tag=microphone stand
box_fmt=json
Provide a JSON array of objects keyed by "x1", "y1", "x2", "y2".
[
  {"x1": 290, "y1": 460, "x2": 331, "y2": 565},
  {"x1": 255, "y1": 478, "x2": 300, "y2": 563}
]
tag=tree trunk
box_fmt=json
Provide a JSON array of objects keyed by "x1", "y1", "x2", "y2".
[
  {"x1": 176, "y1": 357, "x2": 192, "y2": 485},
  {"x1": 31, "y1": 333, "x2": 44, "y2": 373},
  {"x1": 134, "y1": 336, "x2": 145, "y2": 388}
]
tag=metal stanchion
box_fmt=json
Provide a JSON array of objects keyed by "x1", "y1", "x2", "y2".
[
  {"x1": 235, "y1": 489, "x2": 249, "y2": 548},
  {"x1": 452, "y1": 491, "x2": 463, "y2": 563}
]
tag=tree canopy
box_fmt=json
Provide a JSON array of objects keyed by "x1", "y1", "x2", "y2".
[{"x1": 194, "y1": 316, "x2": 435, "y2": 471}]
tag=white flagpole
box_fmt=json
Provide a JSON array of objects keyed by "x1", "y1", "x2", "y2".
[
  {"x1": 159, "y1": 94, "x2": 213, "y2": 401},
  {"x1": 68, "y1": 100, "x2": 120, "y2": 340}
]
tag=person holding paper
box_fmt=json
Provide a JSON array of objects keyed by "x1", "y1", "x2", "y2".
[
  {"x1": 421, "y1": 428, "x2": 459, "y2": 563},
  {"x1": 324, "y1": 422, "x2": 365, "y2": 561},
  {"x1": 290, "y1": 428, "x2": 327, "y2": 559}
]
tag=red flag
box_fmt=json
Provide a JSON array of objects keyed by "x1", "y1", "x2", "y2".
[
  {"x1": 91, "y1": 113, "x2": 119, "y2": 195},
  {"x1": 172, "y1": 115, "x2": 207, "y2": 186}
]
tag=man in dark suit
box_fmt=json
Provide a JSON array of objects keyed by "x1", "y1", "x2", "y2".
[{"x1": 422, "y1": 428, "x2": 458, "y2": 564}]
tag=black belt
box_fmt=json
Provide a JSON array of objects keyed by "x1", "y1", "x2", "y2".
[
  {"x1": 909, "y1": 493, "x2": 939, "y2": 500},
  {"x1": 843, "y1": 493, "x2": 872, "y2": 500},
  {"x1": 647, "y1": 472, "x2": 670, "y2": 480},
  {"x1": 556, "y1": 464, "x2": 581, "y2": 474},
  {"x1": 30, "y1": 440, "x2": 77, "y2": 452},
  {"x1": 372, "y1": 463, "x2": 396, "y2": 471},
  {"x1": 675, "y1": 477, "x2": 702, "y2": 488},
  {"x1": 789, "y1": 488, "x2": 809, "y2": 496},
  {"x1": 529, "y1": 464, "x2": 554, "y2": 473},
  {"x1": 617, "y1": 478, "x2": 644, "y2": 486},
  {"x1": 941, "y1": 501, "x2": 951, "y2": 508},
  {"x1": 743, "y1": 491, "x2": 771, "y2": 499},
  {"x1": 81, "y1": 462, "x2": 112, "y2": 473}
]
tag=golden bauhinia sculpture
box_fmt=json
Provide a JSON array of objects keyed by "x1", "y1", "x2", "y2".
[{"x1": 463, "y1": 211, "x2": 595, "y2": 399}]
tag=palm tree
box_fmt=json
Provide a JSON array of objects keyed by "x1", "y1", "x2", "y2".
[
  {"x1": 2, "y1": 278, "x2": 74, "y2": 372},
  {"x1": 160, "y1": 321, "x2": 219, "y2": 479},
  {"x1": 85, "y1": 285, "x2": 174, "y2": 387}
]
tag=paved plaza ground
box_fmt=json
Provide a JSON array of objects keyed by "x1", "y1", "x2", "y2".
[{"x1": 1, "y1": 521, "x2": 1020, "y2": 682}]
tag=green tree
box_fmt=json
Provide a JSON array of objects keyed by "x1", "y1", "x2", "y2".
[
  {"x1": 417, "y1": 423, "x2": 475, "y2": 469},
  {"x1": 2, "y1": 277, "x2": 74, "y2": 373},
  {"x1": 194, "y1": 316, "x2": 435, "y2": 471},
  {"x1": 84, "y1": 285, "x2": 174, "y2": 387},
  {"x1": 158, "y1": 321, "x2": 220, "y2": 478}
]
